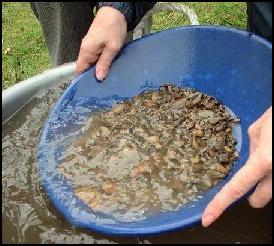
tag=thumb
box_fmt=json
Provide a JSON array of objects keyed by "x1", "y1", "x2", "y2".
[
  {"x1": 248, "y1": 172, "x2": 272, "y2": 208},
  {"x1": 95, "y1": 43, "x2": 121, "y2": 81}
]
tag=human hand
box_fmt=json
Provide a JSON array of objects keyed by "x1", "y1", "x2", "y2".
[
  {"x1": 76, "y1": 6, "x2": 127, "y2": 81},
  {"x1": 202, "y1": 106, "x2": 272, "y2": 227}
]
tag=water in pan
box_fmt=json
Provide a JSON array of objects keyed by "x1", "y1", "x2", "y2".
[{"x1": 58, "y1": 84, "x2": 239, "y2": 222}]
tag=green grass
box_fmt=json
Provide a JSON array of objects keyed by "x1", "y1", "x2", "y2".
[
  {"x1": 2, "y1": 2, "x2": 50, "y2": 89},
  {"x1": 151, "y1": 2, "x2": 247, "y2": 32},
  {"x1": 2, "y1": 2, "x2": 247, "y2": 89}
]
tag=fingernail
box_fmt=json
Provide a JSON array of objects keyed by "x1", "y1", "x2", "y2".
[
  {"x1": 202, "y1": 214, "x2": 214, "y2": 227},
  {"x1": 96, "y1": 69, "x2": 106, "y2": 81},
  {"x1": 94, "y1": 69, "x2": 101, "y2": 83}
]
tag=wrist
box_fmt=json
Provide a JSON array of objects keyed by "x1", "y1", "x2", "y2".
[
  {"x1": 96, "y1": 6, "x2": 127, "y2": 31},
  {"x1": 97, "y1": 3, "x2": 130, "y2": 29}
]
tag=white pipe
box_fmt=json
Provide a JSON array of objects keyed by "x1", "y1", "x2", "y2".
[{"x1": 2, "y1": 62, "x2": 76, "y2": 124}]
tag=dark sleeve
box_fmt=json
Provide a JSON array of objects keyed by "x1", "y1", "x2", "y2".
[
  {"x1": 246, "y1": 2, "x2": 272, "y2": 42},
  {"x1": 97, "y1": 2, "x2": 157, "y2": 31}
]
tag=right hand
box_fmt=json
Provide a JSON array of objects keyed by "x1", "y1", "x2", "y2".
[
  {"x1": 202, "y1": 106, "x2": 272, "y2": 227},
  {"x1": 76, "y1": 6, "x2": 127, "y2": 81}
]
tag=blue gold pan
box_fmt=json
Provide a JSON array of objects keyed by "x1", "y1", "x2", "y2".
[{"x1": 38, "y1": 26, "x2": 272, "y2": 236}]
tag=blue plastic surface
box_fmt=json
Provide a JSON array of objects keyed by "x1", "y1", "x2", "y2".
[{"x1": 38, "y1": 26, "x2": 272, "y2": 236}]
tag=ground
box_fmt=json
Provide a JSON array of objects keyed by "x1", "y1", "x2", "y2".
[{"x1": 2, "y1": 2, "x2": 247, "y2": 89}]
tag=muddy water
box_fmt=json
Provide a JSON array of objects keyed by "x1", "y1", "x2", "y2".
[
  {"x1": 58, "y1": 85, "x2": 239, "y2": 222},
  {"x1": 2, "y1": 77, "x2": 272, "y2": 244}
]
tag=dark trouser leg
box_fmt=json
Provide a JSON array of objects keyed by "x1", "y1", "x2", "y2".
[
  {"x1": 30, "y1": 2, "x2": 95, "y2": 66},
  {"x1": 246, "y1": 2, "x2": 272, "y2": 42}
]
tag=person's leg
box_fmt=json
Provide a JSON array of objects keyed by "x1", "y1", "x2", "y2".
[
  {"x1": 246, "y1": 2, "x2": 272, "y2": 42},
  {"x1": 30, "y1": 2, "x2": 95, "y2": 67}
]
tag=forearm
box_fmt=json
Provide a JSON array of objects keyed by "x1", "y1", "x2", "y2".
[{"x1": 97, "y1": 2, "x2": 156, "y2": 31}]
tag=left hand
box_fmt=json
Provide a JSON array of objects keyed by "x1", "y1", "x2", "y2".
[
  {"x1": 76, "y1": 6, "x2": 127, "y2": 81},
  {"x1": 202, "y1": 106, "x2": 272, "y2": 227}
]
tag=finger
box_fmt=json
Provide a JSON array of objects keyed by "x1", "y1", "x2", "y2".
[
  {"x1": 76, "y1": 50, "x2": 100, "y2": 74},
  {"x1": 249, "y1": 139, "x2": 257, "y2": 155},
  {"x1": 202, "y1": 154, "x2": 266, "y2": 227},
  {"x1": 95, "y1": 43, "x2": 121, "y2": 81},
  {"x1": 76, "y1": 37, "x2": 102, "y2": 74},
  {"x1": 248, "y1": 108, "x2": 271, "y2": 151},
  {"x1": 248, "y1": 172, "x2": 272, "y2": 208},
  {"x1": 248, "y1": 122, "x2": 261, "y2": 155},
  {"x1": 76, "y1": 58, "x2": 91, "y2": 74}
]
